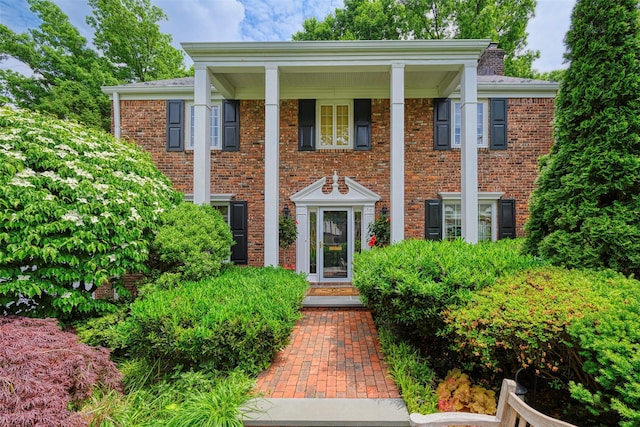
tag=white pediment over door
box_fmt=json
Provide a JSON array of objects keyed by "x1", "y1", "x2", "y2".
[
  {"x1": 290, "y1": 171, "x2": 381, "y2": 205},
  {"x1": 290, "y1": 172, "x2": 381, "y2": 281}
]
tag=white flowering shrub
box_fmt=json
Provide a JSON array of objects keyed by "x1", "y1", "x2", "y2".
[{"x1": 0, "y1": 107, "x2": 182, "y2": 318}]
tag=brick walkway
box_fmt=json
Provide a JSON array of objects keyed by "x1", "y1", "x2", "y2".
[{"x1": 255, "y1": 308, "x2": 400, "y2": 399}]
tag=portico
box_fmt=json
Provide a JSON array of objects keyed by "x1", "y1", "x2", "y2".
[{"x1": 183, "y1": 40, "x2": 488, "y2": 267}]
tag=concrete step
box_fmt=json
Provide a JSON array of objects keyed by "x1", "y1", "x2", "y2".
[
  {"x1": 242, "y1": 398, "x2": 410, "y2": 426},
  {"x1": 302, "y1": 295, "x2": 364, "y2": 308}
]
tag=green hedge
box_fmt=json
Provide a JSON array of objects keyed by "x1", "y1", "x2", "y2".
[
  {"x1": 444, "y1": 267, "x2": 613, "y2": 377},
  {"x1": 352, "y1": 239, "x2": 544, "y2": 339},
  {"x1": 147, "y1": 202, "x2": 234, "y2": 284},
  {"x1": 446, "y1": 266, "x2": 640, "y2": 425},
  {"x1": 120, "y1": 267, "x2": 308, "y2": 375}
]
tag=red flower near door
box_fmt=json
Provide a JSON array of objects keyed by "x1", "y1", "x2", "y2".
[{"x1": 368, "y1": 235, "x2": 377, "y2": 247}]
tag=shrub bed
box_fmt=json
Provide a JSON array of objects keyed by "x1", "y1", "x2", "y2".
[
  {"x1": 353, "y1": 239, "x2": 544, "y2": 340},
  {"x1": 120, "y1": 267, "x2": 308, "y2": 375},
  {"x1": 445, "y1": 266, "x2": 640, "y2": 425},
  {"x1": 0, "y1": 316, "x2": 122, "y2": 426}
]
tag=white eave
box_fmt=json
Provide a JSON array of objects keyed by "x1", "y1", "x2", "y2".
[{"x1": 101, "y1": 40, "x2": 558, "y2": 100}]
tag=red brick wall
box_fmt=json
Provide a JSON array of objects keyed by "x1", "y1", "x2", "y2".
[{"x1": 118, "y1": 96, "x2": 554, "y2": 267}]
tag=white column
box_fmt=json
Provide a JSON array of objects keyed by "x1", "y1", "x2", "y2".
[
  {"x1": 264, "y1": 65, "x2": 280, "y2": 266},
  {"x1": 193, "y1": 66, "x2": 211, "y2": 205},
  {"x1": 390, "y1": 63, "x2": 405, "y2": 243},
  {"x1": 113, "y1": 92, "x2": 121, "y2": 139},
  {"x1": 460, "y1": 63, "x2": 478, "y2": 243}
]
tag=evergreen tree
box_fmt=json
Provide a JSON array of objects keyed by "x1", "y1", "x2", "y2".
[{"x1": 524, "y1": 0, "x2": 640, "y2": 277}]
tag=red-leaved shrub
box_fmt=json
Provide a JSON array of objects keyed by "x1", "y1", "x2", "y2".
[{"x1": 0, "y1": 316, "x2": 123, "y2": 427}]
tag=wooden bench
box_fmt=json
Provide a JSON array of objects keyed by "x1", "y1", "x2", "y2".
[{"x1": 409, "y1": 379, "x2": 577, "y2": 427}]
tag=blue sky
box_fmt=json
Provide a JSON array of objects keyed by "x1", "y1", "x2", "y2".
[{"x1": 0, "y1": 0, "x2": 574, "y2": 72}]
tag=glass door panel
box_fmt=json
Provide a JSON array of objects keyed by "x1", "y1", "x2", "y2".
[{"x1": 321, "y1": 210, "x2": 348, "y2": 279}]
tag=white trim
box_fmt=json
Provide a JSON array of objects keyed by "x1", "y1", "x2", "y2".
[
  {"x1": 113, "y1": 92, "x2": 121, "y2": 139},
  {"x1": 184, "y1": 193, "x2": 236, "y2": 202},
  {"x1": 438, "y1": 191, "x2": 504, "y2": 201},
  {"x1": 291, "y1": 172, "x2": 380, "y2": 281}
]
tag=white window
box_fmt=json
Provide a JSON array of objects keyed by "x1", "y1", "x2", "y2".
[
  {"x1": 185, "y1": 103, "x2": 221, "y2": 150},
  {"x1": 439, "y1": 192, "x2": 502, "y2": 241},
  {"x1": 183, "y1": 194, "x2": 234, "y2": 225},
  {"x1": 452, "y1": 101, "x2": 488, "y2": 148},
  {"x1": 318, "y1": 100, "x2": 352, "y2": 148}
]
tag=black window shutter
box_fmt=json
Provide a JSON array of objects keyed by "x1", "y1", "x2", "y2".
[
  {"x1": 166, "y1": 100, "x2": 184, "y2": 152},
  {"x1": 230, "y1": 201, "x2": 248, "y2": 264},
  {"x1": 222, "y1": 100, "x2": 240, "y2": 152},
  {"x1": 425, "y1": 199, "x2": 443, "y2": 240},
  {"x1": 433, "y1": 98, "x2": 451, "y2": 150},
  {"x1": 490, "y1": 98, "x2": 508, "y2": 150},
  {"x1": 498, "y1": 199, "x2": 516, "y2": 239},
  {"x1": 298, "y1": 99, "x2": 316, "y2": 151},
  {"x1": 354, "y1": 99, "x2": 372, "y2": 150}
]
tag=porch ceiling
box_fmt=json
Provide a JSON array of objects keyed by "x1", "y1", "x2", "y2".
[
  {"x1": 208, "y1": 68, "x2": 455, "y2": 100},
  {"x1": 182, "y1": 40, "x2": 491, "y2": 100}
]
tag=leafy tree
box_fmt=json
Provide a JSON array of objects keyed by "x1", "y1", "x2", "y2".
[
  {"x1": 292, "y1": 0, "x2": 539, "y2": 77},
  {"x1": 0, "y1": 107, "x2": 182, "y2": 319},
  {"x1": 533, "y1": 68, "x2": 566, "y2": 83},
  {"x1": 0, "y1": 0, "x2": 116, "y2": 130},
  {"x1": 524, "y1": 0, "x2": 640, "y2": 278},
  {"x1": 87, "y1": 0, "x2": 186, "y2": 83}
]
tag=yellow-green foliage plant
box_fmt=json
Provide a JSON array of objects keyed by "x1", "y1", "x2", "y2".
[{"x1": 435, "y1": 369, "x2": 497, "y2": 415}]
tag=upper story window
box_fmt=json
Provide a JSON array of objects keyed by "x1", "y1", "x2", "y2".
[
  {"x1": 318, "y1": 100, "x2": 352, "y2": 149},
  {"x1": 186, "y1": 103, "x2": 221, "y2": 150},
  {"x1": 452, "y1": 101, "x2": 487, "y2": 148}
]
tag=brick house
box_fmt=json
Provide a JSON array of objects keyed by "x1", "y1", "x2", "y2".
[{"x1": 102, "y1": 40, "x2": 557, "y2": 283}]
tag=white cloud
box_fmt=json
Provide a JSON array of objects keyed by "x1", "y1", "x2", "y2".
[
  {"x1": 0, "y1": 0, "x2": 573, "y2": 73},
  {"x1": 527, "y1": 0, "x2": 575, "y2": 72},
  {"x1": 157, "y1": 0, "x2": 245, "y2": 43}
]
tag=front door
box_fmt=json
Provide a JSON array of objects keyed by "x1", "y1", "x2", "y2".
[{"x1": 319, "y1": 209, "x2": 351, "y2": 281}]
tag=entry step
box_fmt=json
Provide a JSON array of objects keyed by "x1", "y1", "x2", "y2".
[
  {"x1": 303, "y1": 295, "x2": 363, "y2": 308},
  {"x1": 242, "y1": 398, "x2": 410, "y2": 426}
]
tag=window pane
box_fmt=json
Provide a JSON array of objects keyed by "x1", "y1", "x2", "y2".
[
  {"x1": 354, "y1": 211, "x2": 362, "y2": 253},
  {"x1": 320, "y1": 105, "x2": 333, "y2": 147},
  {"x1": 478, "y1": 202, "x2": 492, "y2": 241},
  {"x1": 454, "y1": 102, "x2": 461, "y2": 146},
  {"x1": 454, "y1": 102, "x2": 484, "y2": 146},
  {"x1": 211, "y1": 105, "x2": 220, "y2": 148},
  {"x1": 444, "y1": 201, "x2": 461, "y2": 240},
  {"x1": 477, "y1": 103, "x2": 484, "y2": 146},
  {"x1": 190, "y1": 105, "x2": 195, "y2": 148},
  {"x1": 336, "y1": 104, "x2": 350, "y2": 147},
  {"x1": 310, "y1": 211, "x2": 317, "y2": 274},
  {"x1": 212, "y1": 204, "x2": 229, "y2": 224}
]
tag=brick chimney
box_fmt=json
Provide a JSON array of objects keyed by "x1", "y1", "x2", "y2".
[{"x1": 478, "y1": 42, "x2": 506, "y2": 76}]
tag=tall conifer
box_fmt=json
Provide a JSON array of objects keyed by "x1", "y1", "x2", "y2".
[{"x1": 524, "y1": 0, "x2": 640, "y2": 277}]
